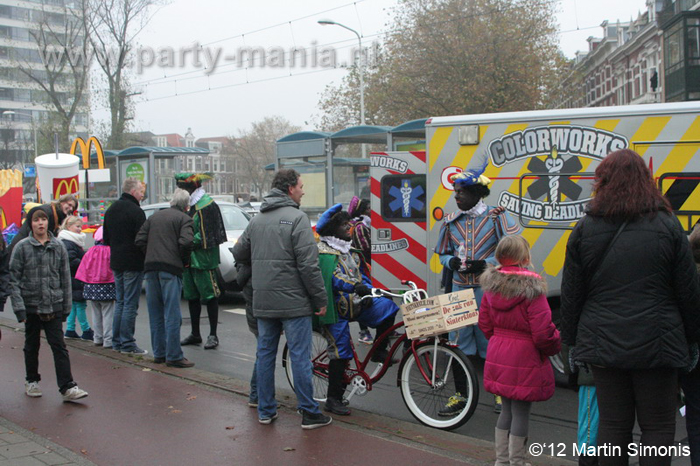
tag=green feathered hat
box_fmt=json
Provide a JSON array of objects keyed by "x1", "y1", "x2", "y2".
[{"x1": 174, "y1": 172, "x2": 214, "y2": 188}]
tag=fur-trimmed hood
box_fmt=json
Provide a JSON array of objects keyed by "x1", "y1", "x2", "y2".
[{"x1": 480, "y1": 265, "x2": 547, "y2": 304}]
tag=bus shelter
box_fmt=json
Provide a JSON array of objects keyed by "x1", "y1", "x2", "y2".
[
  {"x1": 114, "y1": 146, "x2": 210, "y2": 204},
  {"x1": 276, "y1": 120, "x2": 427, "y2": 217}
]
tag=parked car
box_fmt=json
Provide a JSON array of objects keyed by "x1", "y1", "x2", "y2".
[
  {"x1": 237, "y1": 201, "x2": 262, "y2": 217},
  {"x1": 141, "y1": 201, "x2": 251, "y2": 292}
]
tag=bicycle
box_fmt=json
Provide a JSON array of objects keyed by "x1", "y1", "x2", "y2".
[{"x1": 282, "y1": 280, "x2": 479, "y2": 430}]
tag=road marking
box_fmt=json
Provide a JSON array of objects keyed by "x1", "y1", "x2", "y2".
[{"x1": 222, "y1": 308, "x2": 245, "y2": 316}]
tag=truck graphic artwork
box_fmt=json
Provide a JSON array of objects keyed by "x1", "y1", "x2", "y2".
[
  {"x1": 490, "y1": 125, "x2": 630, "y2": 223},
  {"x1": 488, "y1": 125, "x2": 628, "y2": 166},
  {"x1": 389, "y1": 179, "x2": 425, "y2": 218}
]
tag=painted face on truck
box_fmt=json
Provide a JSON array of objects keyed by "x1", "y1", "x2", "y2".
[{"x1": 454, "y1": 185, "x2": 483, "y2": 212}]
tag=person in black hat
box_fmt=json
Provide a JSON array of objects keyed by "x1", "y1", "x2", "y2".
[{"x1": 175, "y1": 173, "x2": 227, "y2": 350}]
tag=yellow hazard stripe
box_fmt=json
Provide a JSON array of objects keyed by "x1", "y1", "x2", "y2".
[
  {"x1": 650, "y1": 116, "x2": 700, "y2": 176},
  {"x1": 429, "y1": 127, "x2": 453, "y2": 172},
  {"x1": 429, "y1": 126, "x2": 489, "y2": 231}
]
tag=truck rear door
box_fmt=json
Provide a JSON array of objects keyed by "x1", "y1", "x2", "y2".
[{"x1": 370, "y1": 151, "x2": 428, "y2": 291}]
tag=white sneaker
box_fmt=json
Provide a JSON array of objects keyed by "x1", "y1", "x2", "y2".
[
  {"x1": 62, "y1": 386, "x2": 88, "y2": 402},
  {"x1": 25, "y1": 381, "x2": 42, "y2": 398}
]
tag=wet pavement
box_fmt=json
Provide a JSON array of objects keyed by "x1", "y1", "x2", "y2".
[{"x1": 0, "y1": 321, "x2": 577, "y2": 466}]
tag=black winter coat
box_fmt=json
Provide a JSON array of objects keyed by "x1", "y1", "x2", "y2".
[
  {"x1": 103, "y1": 193, "x2": 146, "y2": 272},
  {"x1": 60, "y1": 238, "x2": 85, "y2": 302},
  {"x1": 561, "y1": 210, "x2": 700, "y2": 370},
  {"x1": 134, "y1": 207, "x2": 194, "y2": 277}
]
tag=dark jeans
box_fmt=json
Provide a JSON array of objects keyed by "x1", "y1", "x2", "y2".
[
  {"x1": 24, "y1": 314, "x2": 76, "y2": 393},
  {"x1": 682, "y1": 368, "x2": 700, "y2": 466},
  {"x1": 592, "y1": 366, "x2": 678, "y2": 466}
]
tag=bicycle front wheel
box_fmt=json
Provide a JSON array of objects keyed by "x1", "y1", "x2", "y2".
[
  {"x1": 282, "y1": 330, "x2": 329, "y2": 402},
  {"x1": 398, "y1": 341, "x2": 478, "y2": 430}
]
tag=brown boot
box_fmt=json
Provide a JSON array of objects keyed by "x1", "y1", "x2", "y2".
[
  {"x1": 508, "y1": 435, "x2": 532, "y2": 466},
  {"x1": 494, "y1": 428, "x2": 509, "y2": 466}
]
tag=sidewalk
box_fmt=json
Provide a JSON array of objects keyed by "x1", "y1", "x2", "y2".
[{"x1": 0, "y1": 322, "x2": 574, "y2": 466}]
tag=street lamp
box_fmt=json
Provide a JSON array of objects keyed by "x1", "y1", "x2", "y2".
[
  {"x1": 318, "y1": 19, "x2": 366, "y2": 154},
  {"x1": 2, "y1": 110, "x2": 37, "y2": 158}
]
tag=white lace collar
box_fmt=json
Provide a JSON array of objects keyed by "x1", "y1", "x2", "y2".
[
  {"x1": 460, "y1": 200, "x2": 487, "y2": 218},
  {"x1": 320, "y1": 236, "x2": 352, "y2": 254},
  {"x1": 189, "y1": 187, "x2": 205, "y2": 206}
]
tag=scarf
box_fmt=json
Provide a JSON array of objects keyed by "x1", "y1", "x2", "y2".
[
  {"x1": 58, "y1": 229, "x2": 86, "y2": 249},
  {"x1": 189, "y1": 187, "x2": 205, "y2": 206},
  {"x1": 459, "y1": 199, "x2": 487, "y2": 218},
  {"x1": 320, "y1": 236, "x2": 352, "y2": 254}
]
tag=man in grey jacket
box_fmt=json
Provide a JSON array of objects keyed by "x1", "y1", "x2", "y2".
[
  {"x1": 233, "y1": 169, "x2": 331, "y2": 429},
  {"x1": 135, "y1": 189, "x2": 195, "y2": 368}
]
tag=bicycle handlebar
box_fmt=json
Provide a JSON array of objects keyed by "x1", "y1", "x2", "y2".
[{"x1": 360, "y1": 281, "x2": 427, "y2": 303}]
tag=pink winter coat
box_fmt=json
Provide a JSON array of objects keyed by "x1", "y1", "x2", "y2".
[{"x1": 478, "y1": 265, "x2": 561, "y2": 402}]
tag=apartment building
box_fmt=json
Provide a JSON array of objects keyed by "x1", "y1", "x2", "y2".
[
  {"x1": 0, "y1": 0, "x2": 89, "y2": 168},
  {"x1": 556, "y1": 0, "x2": 700, "y2": 108}
]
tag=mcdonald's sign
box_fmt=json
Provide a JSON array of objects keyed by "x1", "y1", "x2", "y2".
[
  {"x1": 0, "y1": 206, "x2": 6, "y2": 230},
  {"x1": 53, "y1": 176, "x2": 79, "y2": 198},
  {"x1": 70, "y1": 136, "x2": 105, "y2": 169}
]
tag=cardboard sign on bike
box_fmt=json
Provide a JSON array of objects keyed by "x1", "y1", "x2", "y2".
[{"x1": 401, "y1": 288, "x2": 478, "y2": 340}]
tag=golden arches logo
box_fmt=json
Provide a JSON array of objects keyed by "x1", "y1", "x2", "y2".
[
  {"x1": 53, "y1": 176, "x2": 79, "y2": 198},
  {"x1": 0, "y1": 206, "x2": 6, "y2": 229},
  {"x1": 70, "y1": 136, "x2": 105, "y2": 169}
]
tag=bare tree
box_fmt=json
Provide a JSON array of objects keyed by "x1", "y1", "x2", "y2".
[
  {"x1": 226, "y1": 116, "x2": 300, "y2": 198},
  {"x1": 87, "y1": 0, "x2": 160, "y2": 150},
  {"x1": 13, "y1": 0, "x2": 90, "y2": 152}
]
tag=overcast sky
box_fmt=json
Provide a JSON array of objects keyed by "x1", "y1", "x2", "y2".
[{"x1": 95, "y1": 0, "x2": 650, "y2": 140}]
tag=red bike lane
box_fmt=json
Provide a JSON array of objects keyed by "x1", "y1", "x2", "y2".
[{"x1": 0, "y1": 327, "x2": 478, "y2": 465}]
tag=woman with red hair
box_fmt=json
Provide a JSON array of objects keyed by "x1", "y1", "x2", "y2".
[{"x1": 561, "y1": 149, "x2": 700, "y2": 466}]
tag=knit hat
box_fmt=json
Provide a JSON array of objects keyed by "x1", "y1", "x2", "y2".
[
  {"x1": 27, "y1": 207, "x2": 48, "y2": 232},
  {"x1": 316, "y1": 203, "x2": 350, "y2": 237}
]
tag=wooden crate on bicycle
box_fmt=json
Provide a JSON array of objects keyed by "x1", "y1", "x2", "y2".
[{"x1": 401, "y1": 288, "x2": 478, "y2": 340}]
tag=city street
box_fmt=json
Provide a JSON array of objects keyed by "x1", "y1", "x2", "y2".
[{"x1": 2, "y1": 294, "x2": 689, "y2": 465}]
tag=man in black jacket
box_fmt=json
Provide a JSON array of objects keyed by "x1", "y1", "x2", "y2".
[
  {"x1": 103, "y1": 178, "x2": 148, "y2": 355},
  {"x1": 136, "y1": 189, "x2": 194, "y2": 368}
]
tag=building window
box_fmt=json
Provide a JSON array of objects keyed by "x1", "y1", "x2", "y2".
[
  {"x1": 689, "y1": 18, "x2": 700, "y2": 66},
  {"x1": 665, "y1": 21, "x2": 684, "y2": 72}
]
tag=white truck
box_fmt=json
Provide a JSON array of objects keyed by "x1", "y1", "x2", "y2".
[{"x1": 370, "y1": 102, "x2": 700, "y2": 380}]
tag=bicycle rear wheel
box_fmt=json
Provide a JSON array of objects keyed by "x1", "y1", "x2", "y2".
[
  {"x1": 282, "y1": 330, "x2": 329, "y2": 402},
  {"x1": 398, "y1": 341, "x2": 478, "y2": 430}
]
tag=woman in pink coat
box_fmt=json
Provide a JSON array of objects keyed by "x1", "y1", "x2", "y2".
[{"x1": 478, "y1": 235, "x2": 561, "y2": 466}]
